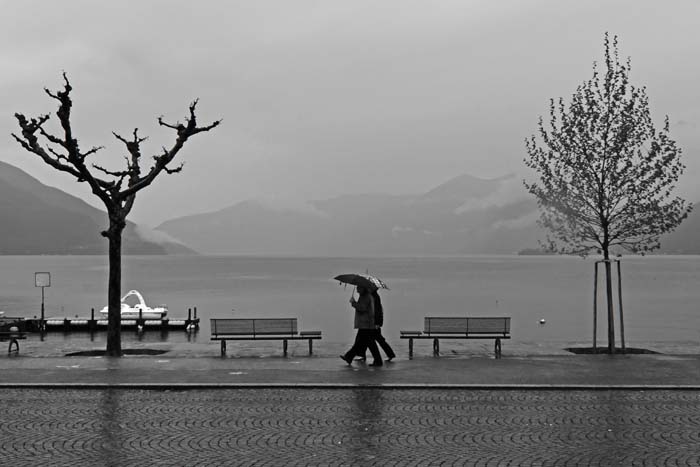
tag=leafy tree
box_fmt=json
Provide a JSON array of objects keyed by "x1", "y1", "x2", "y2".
[
  {"x1": 524, "y1": 34, "x2": 692, "y2": 353},
  {"x1": 13, "y1": 74, "x2": 221, "y2": 356}
]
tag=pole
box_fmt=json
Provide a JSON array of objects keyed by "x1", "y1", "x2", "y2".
[
  {"x1": 41, "y1": 286, "x2": 45, "y2": 331},
  {"x1": 616, "y1": 260, "x2": 626, "y2": 354},
  {"x1": 593, "y1": 262, "x2": 598, "y2": 352},
  {"x1": 604, "y1": 259, "x2": 615, "y2": 355}
]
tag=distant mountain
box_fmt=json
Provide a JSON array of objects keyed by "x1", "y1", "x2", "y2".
[
  {"x1": 419, "y1": 173, "x2": 513, "y2": 203},
  {"x1": 155, "y1": 171, "x2": 700, "y2": 256},
  {"x1": 156, "y1": 173, "x2": 546, "y2": 255},
  {"x1": 0, "y1": 160, "x2": 194, "y2": 255}
]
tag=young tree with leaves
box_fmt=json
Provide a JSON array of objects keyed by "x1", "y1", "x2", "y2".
[
  {"x1": 524, "y1": 34, "x2": 691, "y2": 354},
  {"x1": 13, "y1": 74, "x2": 221, "y2": 356}
]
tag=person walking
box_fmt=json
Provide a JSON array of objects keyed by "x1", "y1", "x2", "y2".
[
  {"x1": 340, "y1": 286, "x2": 383, "y2": 367},
  {"x1": 357, "y1": 290, "x2": 396, "y2": 362},
  {"x1": 371, "y1": 290, "x2": 395, "y2": 361}
]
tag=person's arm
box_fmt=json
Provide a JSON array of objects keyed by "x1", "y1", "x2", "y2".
[{"x1": 351, "y1": 295, "x2": 371, "y2": 313}]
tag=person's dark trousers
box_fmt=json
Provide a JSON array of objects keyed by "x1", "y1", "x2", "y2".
[
  {"x1": 344, "y1": 329, "x2": 382, "y2": 365},
  {"x1": 374, "y1": 328, "x2": 395, "y2": 360},
  {"x1": 359, "y1": 328, "x2": 395, "y2": 361}
]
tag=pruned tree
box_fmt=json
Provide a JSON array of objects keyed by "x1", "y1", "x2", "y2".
[
  {"x1": 13, "y1": 74, "x2": 221, "y2": 356},
  {"x1": 524, "y1": 34, "x2": 692, "y2": 353}
]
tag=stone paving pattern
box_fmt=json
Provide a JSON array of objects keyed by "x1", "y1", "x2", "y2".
[{"x1": 2, "y1": 388, "x2": 700, "y2": 466}]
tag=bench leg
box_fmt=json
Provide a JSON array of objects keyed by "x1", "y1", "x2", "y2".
[
  {"x1": 8, "y1": 338, "x2": 19, "y2": 354},
  {"x1": 308, "y1": 339, "x2": 313, "y2": 355},
  {"x1": 221, "y1": 340, "x2": 226, "y2": 357},
  {"x1": 433, "y1": 338, "x2": 439, "y2": 356},
  {"x1": 408, "y1": 338, "x2": 414, "y2": 359},
  {"x1": 495, "y1": 338, "x2": 502, "y2": 359},
  {"x1": 283, "y1": 339, "x2": 288, "y2": 357}
]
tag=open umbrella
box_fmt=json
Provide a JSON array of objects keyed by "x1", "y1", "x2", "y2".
[{"x1": 334, "y1": 273, "x2": 389, "y2": 291}]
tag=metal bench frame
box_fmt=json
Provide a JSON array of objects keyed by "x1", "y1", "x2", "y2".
[
  {"x1": 210, "y1": 318, "x2": 322, "y2": 357},
  {"x1": 400, "y1": 317, "x2": 511, "y2": 359}
]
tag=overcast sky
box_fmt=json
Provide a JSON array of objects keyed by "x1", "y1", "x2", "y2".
[{"x1": 2, "y1": 1, "x2": 699, "y2": 226}]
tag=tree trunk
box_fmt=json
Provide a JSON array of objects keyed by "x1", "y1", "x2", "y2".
[
  {"x1": 105, "y1": 218, "x2": 124, "y2": 357},
  {"x1": 603, "y1": 251, "x2": 615, "y2": 354}
]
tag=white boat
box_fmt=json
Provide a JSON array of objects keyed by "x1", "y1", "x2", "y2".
[{"x1": 99, "y1": 290, "x2": 168, "y2": 320}]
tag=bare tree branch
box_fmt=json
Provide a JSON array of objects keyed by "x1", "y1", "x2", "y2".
[{"x1": 163, "y1": 162, "x2": 184, "y2": 174}]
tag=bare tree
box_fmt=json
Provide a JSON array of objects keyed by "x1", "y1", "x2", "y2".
[
  {"x1": 13, "y1": 74, "x2": 221, "y2": 356},
  {"x1": 524, "y1": 34, "x2": 692, "y2": 353}
]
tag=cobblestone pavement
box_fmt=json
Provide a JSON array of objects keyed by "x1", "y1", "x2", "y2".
[{"x1": 2, "y1": 389, "x2": 699, "y2": 466}]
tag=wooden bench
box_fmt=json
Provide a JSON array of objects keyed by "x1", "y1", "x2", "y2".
[
  {"x1": 210, "y1": 318, "x2": 322, "y2": 357},
  {"x1": 401, "y1": 317, "x2": 511, "y2": 359},
  {"x1": 0, "y1": 317, "x2": 28, "y2": 354}
]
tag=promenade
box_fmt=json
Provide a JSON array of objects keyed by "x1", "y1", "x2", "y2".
[{"x1": 1, "y1": 341, "x2": 700, "y2": 465}]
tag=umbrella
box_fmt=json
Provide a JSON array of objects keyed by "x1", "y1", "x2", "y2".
[{"x1": 334, "y1": 273, "x2": 390, "y2": 291}]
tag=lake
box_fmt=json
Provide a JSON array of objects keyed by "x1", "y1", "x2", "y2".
[{"x1": 1, "y1": 255, "x2": 699, "y2": 353}]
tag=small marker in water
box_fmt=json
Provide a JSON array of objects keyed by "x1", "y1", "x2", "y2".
[{"x1": 539, "y1": 319, "x2": 546, "y2": 325}]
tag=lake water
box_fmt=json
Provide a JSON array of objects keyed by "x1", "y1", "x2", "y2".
[{"x1": 1, "y1": 255, "x2": 699, "y2": 354}]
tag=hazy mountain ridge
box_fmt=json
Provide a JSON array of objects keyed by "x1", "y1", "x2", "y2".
[
  {"x1": 156, "y1": 172, "x2": 700, "y2": 256},
  {"x1": 156, "y1": 174, "x2": 549, "y2": 255},
  {"x1": 3, "y1": 160, "x2": 695, "y2": 256},
  {"x1": 0, "y1": 161, "x2": 195, "y2": 255}
]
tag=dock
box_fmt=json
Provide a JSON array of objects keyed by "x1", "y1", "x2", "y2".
[{"x1": 25, "y1": 308, "x2": 200, "y2": 333}]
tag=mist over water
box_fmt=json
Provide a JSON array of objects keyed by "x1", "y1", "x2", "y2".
[{"x1": 1, "y1": 255, "x2": 699, "y2": 349}]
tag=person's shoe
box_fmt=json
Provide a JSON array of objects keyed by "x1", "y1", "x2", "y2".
[
  {"x1": 369, "y1": 361, "x2": 383, "y2": 367},
  {"x1": 356, "y1": 356, "x2": 367, "y2": 362},
  {"x1": 385, "y1": 357, "x2": 394, "y2": 362},
  {"x1": 340, "y1": 355, "x2": 352, "y2": 365}
]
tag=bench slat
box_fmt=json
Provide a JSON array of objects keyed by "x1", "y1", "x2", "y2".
[
  {"x1": 211, "y1": 318, "x2": 298, "y2": 336},
  {"x1": 424, "y1": 317, "x2": 510, "y2": 335}
]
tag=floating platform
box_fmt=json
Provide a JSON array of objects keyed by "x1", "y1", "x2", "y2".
[
  {"x1": 25, "y1": 308, "x2": 200, "y2": 333},
  {"x1": 26, "y1": 318, "x2": 199, "y2": 333}
]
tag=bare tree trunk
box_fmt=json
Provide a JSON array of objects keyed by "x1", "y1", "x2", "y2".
[
  {"x1": 603, "y1": 253, "x2": 615, "y2": 354},
  {"x1": 105, "y1": 218, "x2": 124, "y2": 357}
]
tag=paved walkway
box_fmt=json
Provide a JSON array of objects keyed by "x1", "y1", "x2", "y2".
[
  {"x1": 2, "y1": 387, "x2": 700, "y2": 466},
  {"x1": 2, "y1": 346, "x2": 700, "y2": 465}
]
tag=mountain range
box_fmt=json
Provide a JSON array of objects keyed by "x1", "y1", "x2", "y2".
[
  {"x1": 2, "y1": 160, "x2": 697, "y2": 256},
  {"x1": 0, "y1": 160, "x2": 193, "y2": 255},
  {"x1": 155, "y1": 173, "x2": 546, "y2": 255},
  {"x1": 155, "y1": 173, "x2": 700, "y2": 256}
]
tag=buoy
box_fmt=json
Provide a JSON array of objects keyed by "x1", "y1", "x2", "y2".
[{"x1": 539, "y1": 319, "x2": 546, "y2": 325}]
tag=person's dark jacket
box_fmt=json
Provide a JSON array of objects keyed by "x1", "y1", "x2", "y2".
[
  {"x1": 372, "y1": 291, "x2": 384, "y2": 327},
  {"x1": 352, "y1": 293, "x2": 375, "y2": 329}
]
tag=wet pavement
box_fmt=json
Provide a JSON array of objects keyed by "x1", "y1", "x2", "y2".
[
  {"x1": 2, "y1": 340, "x2": 700, "y2": 465},
  {"x1": 2, "y1": 387, "x2": 700, "y2": 466},
  {"x1": 1, "y1": 353, "x2": 700, "y2": 388}
]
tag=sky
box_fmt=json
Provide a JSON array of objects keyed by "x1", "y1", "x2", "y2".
[{"x1": 1, "y1": 0, "x2": 699, "y2": 227}]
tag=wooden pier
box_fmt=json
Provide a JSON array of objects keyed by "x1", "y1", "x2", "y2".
[{"x1": 25, "y1": 307, "x2": 200, "y2": 333}]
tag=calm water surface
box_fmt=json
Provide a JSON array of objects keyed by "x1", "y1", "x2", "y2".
[{"x1": 1, "y1": 255, "x2": 698, "y2": 347}]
